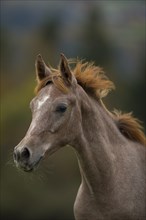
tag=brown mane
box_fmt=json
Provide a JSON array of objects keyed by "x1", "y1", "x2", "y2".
[
  {"x1": 113, "y1": 110, "x2": 146, "y2": 145},
  {"x1": 35, "y1": 59, "x2": 146, "y2": 146},
  {"x1": 73, "y1": 61, "x2": 115, "y2": 98}
]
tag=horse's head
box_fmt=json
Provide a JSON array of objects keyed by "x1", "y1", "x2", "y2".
[{"x1": 13, "y1": 54, "x2": 82, "y2": 172}]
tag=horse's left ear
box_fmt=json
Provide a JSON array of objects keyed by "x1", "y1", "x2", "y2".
[
  {"x1": 60, "y1": 53, "x2": 73, "y2": 86},
  {"x1": 35, "y1": 54, "x2": 52, "y2": 82}
]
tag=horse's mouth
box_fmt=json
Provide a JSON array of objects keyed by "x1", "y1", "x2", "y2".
[
  {"x1": 21, "y1": 166, "x2": 34, "y2": 172},
  {"x1": 15, "y1": 156, "x2": 43, "y2": 172}
]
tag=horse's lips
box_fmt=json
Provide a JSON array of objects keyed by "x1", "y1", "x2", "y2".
[{"x1": 15, "y1": 156, "x2": 43, "y2": 172}]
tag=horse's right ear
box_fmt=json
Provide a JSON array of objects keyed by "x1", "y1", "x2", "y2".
[{"x1": 35, "y1": 54, "x2": 52, "y2": 82}]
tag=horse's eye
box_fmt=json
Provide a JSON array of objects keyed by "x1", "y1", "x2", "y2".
[
  {"x1": 45, "y1": 80, "x2": 52, "y2": 86},
  {"x1": 55, "y1": 104, "x2": 67, "y2": 113}
]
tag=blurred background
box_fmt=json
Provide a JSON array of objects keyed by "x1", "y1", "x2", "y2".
[{"x1": 1, "y1": 1, "x2": 145, "y2": 220}]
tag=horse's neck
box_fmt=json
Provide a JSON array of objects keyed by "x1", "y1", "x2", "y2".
[{"x1": 74, "y1": 96, "x2": 125, "y2": 197}]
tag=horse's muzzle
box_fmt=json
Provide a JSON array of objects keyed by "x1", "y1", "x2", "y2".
[{"x1": 13, "y1": 146, "x2": 41, "y2": 172}]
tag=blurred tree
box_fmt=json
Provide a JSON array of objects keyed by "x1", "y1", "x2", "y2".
[
  {"x1": 130, "y1": 49, "x2": 146, "y2": 129},
  {"x1": 38, "y1": 14, "x2": 61, "y2": 64},
  {"x1": 80, "y1": 2, "x2": 112, "y2": 69}
]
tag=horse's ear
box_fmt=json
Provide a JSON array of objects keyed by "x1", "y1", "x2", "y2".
[
  {"x1": 60, "y1": 53, "x2": 73, "y2": 86},
  {"x1": 35, "y1": 54, "x2": 52, "y2": 82}
]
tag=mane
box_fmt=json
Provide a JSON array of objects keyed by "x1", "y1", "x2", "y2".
[
  {"x1": 114, "y1": 110, "x2": 146, "y2": 146},
  {"x1": 73, "y1": 61, "x2": 115, "y2": 98},
  {"x1": 35, "y1": 59, "x2": 145, "y2": 146}
]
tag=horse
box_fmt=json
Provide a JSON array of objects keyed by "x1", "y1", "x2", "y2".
[{"x1": 13, "y1": 54, "x2": 146, "y2": 220}]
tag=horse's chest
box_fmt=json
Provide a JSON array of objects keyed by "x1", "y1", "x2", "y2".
[
  {"x1": 74, "y1": 184, "x2": 103, "y2": 220},
  {"x1": 73, "y1": 183, "x2": 145, "y2": 220}
]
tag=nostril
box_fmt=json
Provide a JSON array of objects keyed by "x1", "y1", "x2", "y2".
[{"x1": 21, "y1": 147, "x2": 30, "y2": 160}]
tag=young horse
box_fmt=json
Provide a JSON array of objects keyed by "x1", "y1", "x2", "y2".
[{"x1": 14, "y1": 54, "x2": 146, "y2": 220}]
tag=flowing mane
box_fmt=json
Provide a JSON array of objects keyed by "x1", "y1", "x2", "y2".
[
  {"x1": 35, "y1": 59, "x2": 146, "y2": 146},
  {"x1": 73, "y1": 61, "x2": 115, "y2": 98},
  {"x1": 114, "y1": 110, "x2": 145, "y2": 145}
]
